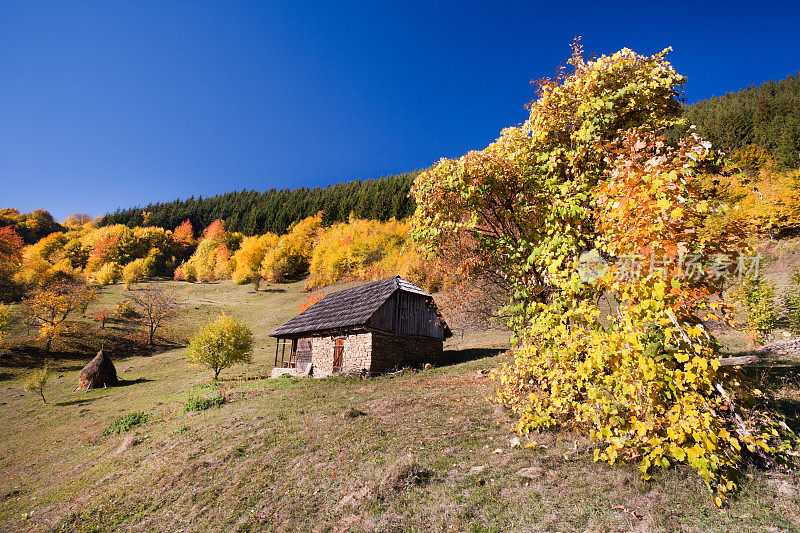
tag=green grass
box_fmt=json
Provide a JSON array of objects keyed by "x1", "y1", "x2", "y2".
[
  {"x1": 0, "y1": 277, "x2": 797, "y2": 532},
  {"x1": 102, "y1": 411, "x2": 149, "y2": 435},
  {"x1": 184, "y1": 392, "x2": 224, "y2": 412}
]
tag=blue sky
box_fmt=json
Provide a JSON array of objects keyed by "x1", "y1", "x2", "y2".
[{"x1": 1, "y1": 0, "x2": 798, "y2": 221}]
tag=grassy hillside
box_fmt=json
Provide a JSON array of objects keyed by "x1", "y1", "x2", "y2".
[{"x1": 0, "y1": 280, "x2": 798, "y2": 531}]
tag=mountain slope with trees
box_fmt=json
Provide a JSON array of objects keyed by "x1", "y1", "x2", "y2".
[
  {"x1": 684, "y1": 73, "x2": 800, "y2": 168},
  {"x1": 99, "y1": 172, "x2": 419, "y2": 236}
]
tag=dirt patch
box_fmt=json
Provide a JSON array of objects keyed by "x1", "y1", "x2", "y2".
[
  {"x1": 339, "y1": 456, "x2": 433, "y2": 511},
  {"x1": 114, "y1": 435, "x2": 138, "y2": 454}
]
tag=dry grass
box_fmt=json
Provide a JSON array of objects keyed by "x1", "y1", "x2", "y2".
[{"x1": 0, "y1": 278, "x2": 797, "y2": 532}]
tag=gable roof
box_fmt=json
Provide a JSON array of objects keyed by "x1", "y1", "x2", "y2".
[{"x1": 270, "y1": 276, "x2": 438, "y2": 337}]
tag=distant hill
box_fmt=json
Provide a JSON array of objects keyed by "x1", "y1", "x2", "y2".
[
  {"x1": 684, "y1": 73, "x2": 800, "y2": 168},
  {"x1": 99, "y1": 172, "x2": 419, "y2": 236}
]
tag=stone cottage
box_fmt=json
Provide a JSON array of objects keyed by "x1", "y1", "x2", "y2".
[{"x1": 269, "y1": 276, "x2": 451, "y2": 377}]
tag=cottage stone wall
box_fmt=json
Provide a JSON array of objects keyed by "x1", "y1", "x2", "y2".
[
  {"x1": 343, "y1": 333, "x2": 372, "y2": 374},
  {"x1": 371, "y1": 332, "x2": 443, "y2": 374},
  {"x1": 306, "y1": 332, "x2": 373, "y2": 378},
  {"x1": 309, "y1": 336, "x2": 334, "y2": 377},
  {"x1": 296, "y1": 331, "x2": 443, "y2": 378}
]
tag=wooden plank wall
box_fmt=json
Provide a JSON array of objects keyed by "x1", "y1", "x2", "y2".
[{"x1": 369, "y1": 291, "x2": 444, "y2": 339}]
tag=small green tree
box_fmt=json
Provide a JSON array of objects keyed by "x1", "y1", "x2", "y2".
[
  {"x1": 738, "y1": 275, "x2": 778, "y2": 343},
  {"x1": 24, "y1": 364, "x2": 51, "y2": 404},
  {"x1": 185, "y1": 314, "x2": 253, "y2": 379},
  {"x1": 783, "y1": 267, "x2": 800, "y2": 335}
]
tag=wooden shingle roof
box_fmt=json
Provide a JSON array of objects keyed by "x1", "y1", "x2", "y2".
[{"x1": 270, "y1": 276, "x2": 434, "y2": 337}]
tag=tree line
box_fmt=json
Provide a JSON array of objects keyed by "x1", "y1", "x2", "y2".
[
  {"x1": 683, "y1": 72, "x2": 800, "y2": 168},
  {"x1": 98, "y1": 172, "x2": 419, "y2": 236}
]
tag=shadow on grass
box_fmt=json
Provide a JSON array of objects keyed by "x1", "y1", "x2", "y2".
[
  {"x1": 55, "y1": 397, "x2": 100, "y2": 407},
  {"x1": 439, "y1": 347, "x2": 506, "y2": 366},
  {"x1": 116, "y1": 378, "x2": 154, "y2": 387},
  {"x1": 1, "y1": 334, "x2": 183, "y2": 370},
  {"x1": 775, "y1": 399, "x2": 800, "y2": 433},
  {"x1": 740, "y1": 358, "x2": 800, "y2": 432}
]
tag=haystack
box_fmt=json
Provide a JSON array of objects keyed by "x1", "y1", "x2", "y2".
[{"x1": 76, "y1": 350, "x2": 118, "y2": 391}]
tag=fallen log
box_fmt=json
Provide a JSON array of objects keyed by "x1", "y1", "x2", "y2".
[{"x1": 718, "y1": 355, "x2": 759, "y2": 367}]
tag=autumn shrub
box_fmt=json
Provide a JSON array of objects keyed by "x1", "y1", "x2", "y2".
[
  {"x1": 142, "y1": 254, "x2": 157, "y2": 277},
  {"x1": 123, "y1": 258, "x2": 147, "y2": 289},
  {"x1": 0, "y1": 304, "x2": 9, "y2": 343},
  {"x1": 0, "y1": 226, "x2": 25, "y2": 301},
  {"x1": 701, "y1": 167, "x2": 800, "y2": 239},
  {"x1": 24, "y1": 364, "x2": 51, "y2": 404},
  {"x1": 260, "y1": 213, "x2": 321, "y2": 282},
  {"x1": 63, "y1": 238, "x2": 89, "y2": 269},
  {"x1": 231, "y1": 233, "x2": 278, "y2": 286},
  {"x1": 296, "y1": 291, "x2": 324, "y2": 315},
  {"x1": 63, "y1": 212, "x2": 93, "y2": 229},
  {"x1": 94, "y1": 262, "x2": 122, "y2": 285},
  {"x1": 22, "y1": 280, "x2": 98, "y2": 352},
  {"x1": 183, "y1": 262, "x2": 197, "y2": 282},
  {"x1": 14, "y1": 232, "x2": 83, "y2": 289},
  {"x1": 115, "y1": 299, "x2": 137, "y2": 319},
  {"x1": 730, "y1": 144, "x2": 776, "y2": 175},
  {"x1": 306, "y1": 217, "x2": 417, "y2": 289},
  {"x1": 172, "y1": 220, "x2": 195, "y2": 248},
  {"x1": 181, "y1": 220, "x2": 235, "y2": 282},
  {"x1": 83, "y1": 225, "x2": 124, "y2": 272},
  {"x1": 411, "y1": 42, "x2": 797, "y2": 504},
  {"x1": 185, "y1": 314, "x2": 253, "y2": 379}
]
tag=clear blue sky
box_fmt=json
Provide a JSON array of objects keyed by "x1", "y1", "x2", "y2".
[{"x1": 1, "y1": 0, "x2": 798, "y2": 221}]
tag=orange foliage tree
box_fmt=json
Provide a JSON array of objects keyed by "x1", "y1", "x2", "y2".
[
  {"x1": 21, "y1": 279, "x2": 97, "y2": 352},
  {"x1": 178, "y1": 219, "x2": 236, "y2": 282},
  {"x1": 296, "y1": 291, "x2": 324, "y2": 315}
]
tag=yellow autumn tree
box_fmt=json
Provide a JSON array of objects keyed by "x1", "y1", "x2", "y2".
[
  {"x1": 260, "y1": 213, "x2": 321, "y2": 282},
  {"x1": 306, "y1": 216, "x2": 418, "y2": 289},
  {"x1": 231, "y1": 233, "x2": 278, "y2": 288},
  {"x1": 412, "y1": 42, "x2": 797, "y2": 504},
  {"x1": 701, "y1": 167, "x2": 800, "y2": 239}
]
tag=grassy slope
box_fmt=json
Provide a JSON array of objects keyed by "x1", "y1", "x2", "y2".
[{"x1": 0, "y1": 279, "x2": 797, "y2": 532}]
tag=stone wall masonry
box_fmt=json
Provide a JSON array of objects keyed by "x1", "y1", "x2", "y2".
[
  {"x1": 310, "y1": 336, "x2": 334, "y2": 377},
  {"x1": 371, "y1": 332, "x2": 443, "y2": 374},
  {"x1": 307, "y1": 332, "x2": 374, "y2": 378},
  {"x1": 291, "y1": 331, "x2": 444, "y2": 378},
  {"x1": 342, "y1": 333, "x2": 372, "y2": 374}
]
